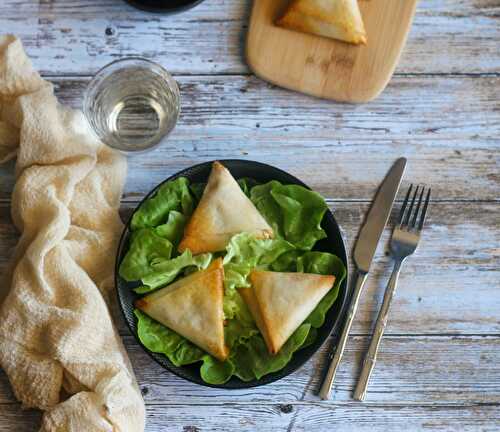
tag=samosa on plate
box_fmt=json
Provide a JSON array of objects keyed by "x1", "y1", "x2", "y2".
[
  {"x1": 135, "y1": 259, "x2": 228, "y2": 361},
  {"x1": 179, "y1": 161, "x2": 273, "y2": 254},
  {"x1": 239, "y1": 270, "x2": 335, "y2": 355}
]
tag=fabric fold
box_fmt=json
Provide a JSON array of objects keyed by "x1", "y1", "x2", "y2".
[{"x1": 0, "y1": 34, "x2": 145, "y2": 431}]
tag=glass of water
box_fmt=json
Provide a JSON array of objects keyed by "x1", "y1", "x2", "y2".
[{"x1": 83, "y1": 58, "x2": 180, "y2": 153}]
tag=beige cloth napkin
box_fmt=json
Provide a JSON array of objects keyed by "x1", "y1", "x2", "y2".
[{"x1": 0, "y1": 35, "x2": 146, "y2": 431}]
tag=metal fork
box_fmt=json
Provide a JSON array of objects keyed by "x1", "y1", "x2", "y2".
[{"x1": 353, "y1": 184, "x2": 431, "y2": 401}]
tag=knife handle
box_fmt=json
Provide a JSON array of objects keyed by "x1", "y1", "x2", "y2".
[{"x1": 319, "y1": 271, "x2": 368, "y2": 400}]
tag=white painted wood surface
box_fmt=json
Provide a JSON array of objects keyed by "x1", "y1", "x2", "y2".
[
  {"x1": 1, "y1": 201, "x2": 498, "y2": 335},
  {"x1": 0, "y1": 75, "x2": 498, "y2": 202},
  {"x1": 1, "y1": 0, "x2": 499, "y2": 75},
  {"x1": 0, "y1": 0, "x2": 499, "y2": 430}
]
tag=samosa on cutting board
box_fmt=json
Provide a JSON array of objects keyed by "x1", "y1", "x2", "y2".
[
  {"x1": 240, "y1": 270, "x2": 336, "y2": 355},
  {"x1": 179, "y1": 161, "x2": 273, "y2": 254},
  {"x1": 277, "y1": 0, "x2": 367, "y2": 45},
  {"x1": 135, "y1": 258, "x2": 228, "y2": 361}
]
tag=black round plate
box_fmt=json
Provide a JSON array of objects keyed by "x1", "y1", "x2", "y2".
[
  {"x1": 116, "y1": 159, "x2": 349, "y2": 389},
  {"x1": 124, "y1": 0, "x2": 206, "y2": 14}
]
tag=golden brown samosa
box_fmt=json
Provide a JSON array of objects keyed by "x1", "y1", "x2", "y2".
[
  {"x1": 179, "y1": 162, "x2": 273, "y2": 254},
  {"x1": 239, "y1": 270, "x2": 335, "y2": 355},
  {"x1": 135, "y1": 259, "x2": 228, "y2": 361},
  {"x1": 277, "y1": 0, "x2": 367, "y2": 45}
]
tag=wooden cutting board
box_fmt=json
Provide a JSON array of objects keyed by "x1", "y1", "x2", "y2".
[{"x1": 246, "y1": 0, "x2": 418, "y2": 103}]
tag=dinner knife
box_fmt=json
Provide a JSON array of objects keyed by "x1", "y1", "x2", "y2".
[{"x1": 319, "y1": 157, "x2": 407, "y2": 400}]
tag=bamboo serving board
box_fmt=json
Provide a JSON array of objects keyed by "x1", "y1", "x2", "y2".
[{"x1": 246, "y1": 0, "x2": 418, "y2": 103}]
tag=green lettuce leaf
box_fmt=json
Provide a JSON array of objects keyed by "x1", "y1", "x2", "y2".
[
  {"x1": 155, "y1": 210, "x2": 186, "y2": 249},
  {"x1": 119, "y1": 228, "x2": 173, "y2": 281},
  {"x1": 223, "y1": 232, "x2": 295, "y2": 290},
  {"x1": 127, "y1": 175, "x2": 347, "y2": 385},
  {"x1": 237, "y1": 178, "x2": 259, "y2": 197},
  {"x1": 131, "y1": 177, "x2": 194, "y2": 230},
  {"x1": 250, "y1": 181, "x2": 328, "y2": 250},
  {"x1": 200, "y1": 355, "x2": 236, "y2": 385},
  {"x1": 231, "y1": 323, "x2": 311, "y2": 381},
  {"x1": 137, "y1": 250, "x2": 212, "y2": 293}
]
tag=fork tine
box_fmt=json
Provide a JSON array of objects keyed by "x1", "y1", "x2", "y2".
[
  {"x1": 403, "y1": 185, "x2": 420, "y2": 227},
  {"x1": 418, "y1": 188, "x2": 431, "y2": 231},
  {"x1": 411, "y1": 186, "x2": 426, "y2": 228},
  {"x1": 398, "y1": 184, "x2": 413, "y2": 224}
]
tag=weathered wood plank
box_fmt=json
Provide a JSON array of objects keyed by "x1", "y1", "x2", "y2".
[
  {"x1": 3, "y1": 334, "x2": 498, "y2": 405},
  {"x1": 95, "y1": 335, "x2": 500, "y2": 405},
  {"x1": 1, "y1": 0, "x2": 499, "y2": 75},
  {"x1": 1, "y1": 202, "x2": 499, "y2": 336},
  {"x1": 135, "y1": 402, "x2": 500, "y2": 431},
  {"x1": 0, "y1": 75, "x2": 498, "y2": 201},
  {"x1": 141, "y1": 403, "x2": 500, "y2": 432},
  {"x1": 0, "y1": 399, "x2": 499, "y2": 432}
]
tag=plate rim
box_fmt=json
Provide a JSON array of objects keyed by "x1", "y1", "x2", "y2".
[{"x1": 115, "y1": 159, "x2": 350, "y2": 389}]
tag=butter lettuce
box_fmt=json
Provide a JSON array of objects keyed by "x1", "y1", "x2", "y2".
[
  {"x1": 223, "y1": 233, "x2": 295, "y2": 290},
  {"x1": 155, "y1": 211, "x2": 186, "y2": 248},
  {"x1": 250, "y1": 181, "x2": 328, "y2": 250},
  {"x1": 131, "y1": 177, "x2": 194, "y2": 230},
  {"x1": 119, "y1": 228, "x2": 173, "y2": 281},
  {"x1": 138, "y1": 251, "x2": 212, "y2": 293},
  {"x1": 119, "y1": 227, "x2": 212, "y2": 294},
  {"x1": 123, "y1": 176, "x2": 346, "y2": 385}
]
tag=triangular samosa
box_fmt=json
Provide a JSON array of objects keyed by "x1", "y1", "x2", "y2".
[
  {"x1": 179, "y1": 161, "x2": 273, "y2": 254},
  {"x1": 135, "y1": 258, "x2": 228, "y2": 361},
  {"x1": 240, "y1": 270, "x2": 335, "y2": 354},
  {"x1": 277, "y1": 0, "x2": 367, "y2": 45}
]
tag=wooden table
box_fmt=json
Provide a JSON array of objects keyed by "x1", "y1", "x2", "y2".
[{"x1": 1, "y1": 1, "x2": 499, "y2": 430}]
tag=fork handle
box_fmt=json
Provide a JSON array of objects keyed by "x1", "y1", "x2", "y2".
[{"x1": 353, "y1": 259, "x2": 403, "y2": 401}]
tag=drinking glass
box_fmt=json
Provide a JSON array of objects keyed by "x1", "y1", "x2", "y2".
[{"x1": 83, "y1": 58, "x2": 180, "y2": 153}]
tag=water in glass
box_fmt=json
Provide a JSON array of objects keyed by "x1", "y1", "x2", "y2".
[{"x1": 84, "y1": 58, "x2": 180, "y2": 153}]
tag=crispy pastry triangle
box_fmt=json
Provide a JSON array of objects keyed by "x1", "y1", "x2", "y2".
[
  {"x1": 240, "y1": 270, "x2": 335, "y2": 354},
  {"x1": 135, "y1": 258, "x2": 228, "y2": 361},
  {"x1": 277, "y1": 0, "x2": 367, "y2": 45},
  {"x1": 178, "y1": 161, "x2": 273, "y2": 254}
]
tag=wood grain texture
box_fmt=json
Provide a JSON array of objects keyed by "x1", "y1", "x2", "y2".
[
  {"x1": 0, "y1": 1, "x2": 499, "y2": 430},
  {"x1": 247, "y1": 0, "x2": 418, "y2": 102},
  {"x1": 3, "y1": 334, "x2": 498, "y2": 405},
  {"x1": 0, "y1": 0, "x2": 499, "y2": 75},
  {"x1": 102, "y1": 403, "x2": 500, "y2": 432},
  {"x1": 0, "y1": 75, "x2": 498, "y2": 202},
  {"x1": 1, "y1": 398, "x2": 499, "y2": 432},
  {"x1": 1, "y1": 202, "x2": 499, "y2": 335}
]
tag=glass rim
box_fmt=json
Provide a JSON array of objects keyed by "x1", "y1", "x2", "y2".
[
  {"x1": 92, "y1": 56, "x2": 175, "y2": 79},
  {"x1": 83, "y1": 57, "x2": 180, "y2": 154},
  {"x1": 85, "y1": 57, "x2": 179, "y2": 99}
]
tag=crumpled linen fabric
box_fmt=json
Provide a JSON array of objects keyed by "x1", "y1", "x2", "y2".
[{"x1": 0, "y1": 34, "x2": 146, "y2": 431}]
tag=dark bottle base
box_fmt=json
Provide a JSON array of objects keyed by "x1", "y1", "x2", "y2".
[{"x1": 124, "y1": 0, "x2": 206, "y2": 14}]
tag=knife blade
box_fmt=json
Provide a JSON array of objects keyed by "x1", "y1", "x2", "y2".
[
  {"x1": 319, "y1": 157, "x2": 406, "y2": 400},
  {"x1": 354, "y1": 157, "x2": 407, "y2": 273}
]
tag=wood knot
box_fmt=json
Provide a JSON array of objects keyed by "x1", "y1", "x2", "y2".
[{"x1": 278, "y1": 404, "x2": 293, "y2": 414}]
